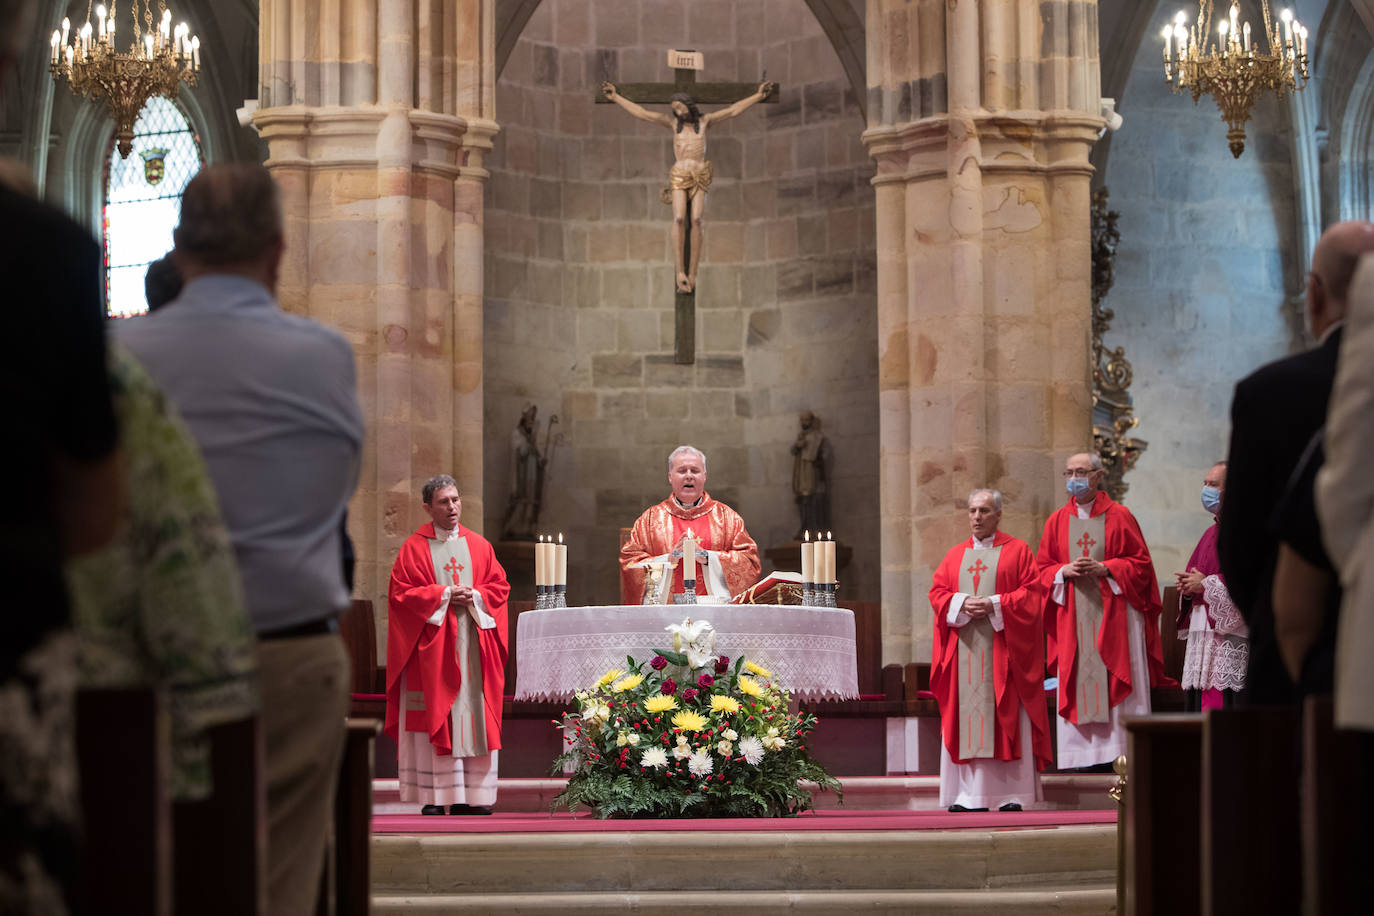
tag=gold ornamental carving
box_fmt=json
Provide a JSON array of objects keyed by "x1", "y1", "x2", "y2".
[{"x1": 1092, "y1": 188, "x2": 1146, "y2": 502}]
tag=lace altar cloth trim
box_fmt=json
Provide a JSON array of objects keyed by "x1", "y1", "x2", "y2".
[{"x1": 514, "y1": 604, "x2": 859, "y2": 701}]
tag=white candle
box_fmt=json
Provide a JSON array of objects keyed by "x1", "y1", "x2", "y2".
[
  {"x1": 62, "y1": 17, "x2": 70, "y2": 48},
  {"x1": 1161, "y1": 25, "x2": 1172, "y2": 64},
  {"x1": 535, "y1": 535, "x2": 547, "y2": 587},
  {"x1": 96, "y1": 5, "x2": 106, "y2": 41},
  {"x1": 555, "y1": 533, "x2": 567, "y2": 587},
  {"x1": 800, "y1": 531, "x2": 813, "y2": 582},
  {"x1": 192, "y1": 37, "x2": 200, "y2": 69},
  {"x1": 51, "y1": 31, "x2": 59, "y2": 64},
  {"x1": 683, "y1": 531, "x2": 696, "y2": 584},
  {"x1": 1242, "y1": 22, "x2": 1251, "y2": 53},
  {"x1": 822, "y1": 533, "x2": 836, "y2": 584}
]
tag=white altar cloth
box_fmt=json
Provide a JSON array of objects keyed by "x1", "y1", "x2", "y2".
[{"x1": 514, "y1": 604, "x2": 859, "y2": 701}]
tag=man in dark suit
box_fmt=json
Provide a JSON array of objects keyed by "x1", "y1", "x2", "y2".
[{"x1": 1219, "y1": 221, "x2": 1374, "y2": 704}]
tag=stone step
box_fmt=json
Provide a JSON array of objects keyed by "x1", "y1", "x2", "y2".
[
  {"x1": 372, "y1": 825, "x2": 1116, "y2": 897},
  {"x1": 372, "y1": 773, "x2": 1116, "y2": 814},
  {"x1": 372, "y1": 887, "x2": 1116, "y2": 914}
]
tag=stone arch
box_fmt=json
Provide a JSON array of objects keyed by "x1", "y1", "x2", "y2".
[{"x1": 494, "y1": 0, "x2": 868, "y2": 117}]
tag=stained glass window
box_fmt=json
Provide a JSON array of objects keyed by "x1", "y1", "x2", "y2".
[{"x1": 103, "y1": 96, "x2": 204, "y2": 318}]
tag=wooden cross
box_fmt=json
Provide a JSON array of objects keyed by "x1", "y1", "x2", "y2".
[
  {"x1": 596, "y1": 52, "x2": 778, "y2": 364},
  {"x1": 966, "y1": 558, "x2": 988, "y2": 594},
  {"x1": 1076, "y1": 533, "x2": 1097, "y2": 557},
  {"x1": 443, "y1": 557, "x2": 465, "y2": 585}
]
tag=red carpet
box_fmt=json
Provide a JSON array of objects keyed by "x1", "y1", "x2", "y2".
[{"x1": 373, "y1": 808, "x2": 1116, "y2": 834}]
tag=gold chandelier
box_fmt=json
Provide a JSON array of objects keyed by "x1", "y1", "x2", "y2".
[
  {"x1": 1162, "y1": 1, "x2": 1308, "y2": 158},
  {"x1": 50, "y1": 2, "x2": 201, "y2": 159}
]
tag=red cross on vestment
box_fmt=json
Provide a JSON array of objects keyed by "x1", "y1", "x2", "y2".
[
  {"x1": 967, "y1": 558, "x2": 988, "y2": 594},
  {"x1": 443, "y1": 557, "x2": 465, "y2": 585},
  {"x1": 1076, "y1": 532, "x2": 1096, "y2": 557}
]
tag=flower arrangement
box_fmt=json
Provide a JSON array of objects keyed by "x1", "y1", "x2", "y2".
[{"x1": 550, "y1": 618, "x2": 842, "y2": 818}]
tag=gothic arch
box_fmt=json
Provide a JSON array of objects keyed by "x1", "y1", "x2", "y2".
[{"x1": 494, "y1": 0, "x2": 868, "y2": 118}]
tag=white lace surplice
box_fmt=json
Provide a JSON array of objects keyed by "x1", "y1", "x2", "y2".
[{"x1": 1178, "y1": 575, "x2": 1249, "y2": 693}]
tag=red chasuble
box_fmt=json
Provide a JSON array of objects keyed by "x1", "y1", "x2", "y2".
[
  {"x1": 929, "y1": 532, "x2": 1053, "y2": 769},
  {"x1": 385, "y1": 523, "x2": 510, "y2": 756},
  {"x1": 1035, "y1": 492, "x2": 1173, "y2": 725},
  {"x1": 619, "y1": 493, "x2": 760, "y2": 605}
]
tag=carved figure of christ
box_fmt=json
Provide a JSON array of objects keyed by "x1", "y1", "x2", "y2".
[{"x1": 600, "y1": 78, "x2": 775, "y2": 295}]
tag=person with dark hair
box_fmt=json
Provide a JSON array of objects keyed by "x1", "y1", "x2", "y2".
[
  {"x1": 143, "y1": 253, "x2": 183, "y2": 311},
  {"x1": 118, "y1": 162, "x2": 363, "y2": 916},
  {"x1": 600, "y1": 79, "x2": 773, "y2": 293},
  {"x1": 387, "y1": 475, "x2": 510, "y2": 815}
]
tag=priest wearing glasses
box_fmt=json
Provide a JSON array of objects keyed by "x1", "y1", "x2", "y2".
[
  {"x1": 620, "y1": 446, "x2": 761, "y2": 605},
  {"x1": 1035, "y1": 453, "x2": 1173, "y2": 770}
]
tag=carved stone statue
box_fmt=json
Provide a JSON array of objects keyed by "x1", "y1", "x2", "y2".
[
  {"x1": 791, "y1": 410, "x2": 832, "y2": 538},
  {"x1": 600, "y1": 80, "x2": 774, "y2": 294},
  {"x1": 501, "y1": 405, "x2": 558, "y2": 540}
]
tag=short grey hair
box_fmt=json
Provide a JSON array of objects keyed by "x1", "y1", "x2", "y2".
[
  {"x1": 422, "y1": 474, "x2": 459, "y2": 504},
  {"x1": 668, "y1": 445, "x2": 706, "y2": 472},
  {"x1": 1088, "y1": 453, "x2": 1104, "y2": 471},
  {"x1": 174, "y1": 164, "x2": 284, "y2": 266},
  {"x1": 968, "y1": 489, "x2": 1003, "y2": 511}
]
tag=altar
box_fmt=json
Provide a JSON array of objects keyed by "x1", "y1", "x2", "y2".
[{"x1": 514, "y1": 604, "x2": 860, "y2": 701}]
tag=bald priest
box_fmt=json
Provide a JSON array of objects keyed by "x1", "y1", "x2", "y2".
[
  {"x1": 620, "y1": 446, "x2": 761, "y2": 604},
  {"x1": 929, "y1": 489, "x2": 1053, "y2": 811},
  {"x1": 386, "y1": 475, "x2": 510, "y2": 815}
]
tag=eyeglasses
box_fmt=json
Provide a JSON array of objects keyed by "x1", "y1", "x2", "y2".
[{"x1": 1062, "y1": 469, "x2": 1097, "y2": 478}]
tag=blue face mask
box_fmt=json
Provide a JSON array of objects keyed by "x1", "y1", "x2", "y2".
[
  {"x1": 1066, "y1": 476, "x2": 1093, "y2": 498},
  {"x1": 1201, "y1": 485, "x2": 1222, "y2": 514}
]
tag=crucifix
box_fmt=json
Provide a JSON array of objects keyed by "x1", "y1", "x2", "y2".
[{"x1": 599, "y1": 49, "x2": 777, "y2": 364}]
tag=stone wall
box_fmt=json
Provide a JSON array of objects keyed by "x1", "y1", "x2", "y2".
[
  {"x1": 483, "y1": 0, "x2": 879, "y2": 606},
  {"x1": 1101, "y1": 26, "x2": 1299, "y2": 583}
]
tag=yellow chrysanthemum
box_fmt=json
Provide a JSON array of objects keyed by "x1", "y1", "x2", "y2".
[
  {"x1": 611, "y1": 673, "x2": 645, "y2": 693},
  {"x1": 644, "y1": 695, "x2": 678, "y2": 713},
  {"x1": 736, "y1": 676, "x2": 765, "y2": 698},
  {"x1": 596, "y1": 668, "x2": 625, "y2": 688},
  {"x1": 744, "y1": 660, "x2": 773, "y2": 678},
  {"x1": 709, "y1": 694, "x2": 741, "y2": 715},
  {"x1": 671, "y1": 710, "x2": 709, "y2": 732}
]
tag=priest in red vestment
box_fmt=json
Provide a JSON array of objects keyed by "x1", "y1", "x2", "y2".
[
  {"x1": 620, "y1": 446, "x2": 761, "y2": 605},
  {"x1": 1036, "y1": 453, "x2": 1173, "y2": 769},
  {"x1": 386, "y1": 475, "x2": 510, "y2": 815},
  {"x1": 930, "y1": 489, "x2": 1052, "y2": 812}
]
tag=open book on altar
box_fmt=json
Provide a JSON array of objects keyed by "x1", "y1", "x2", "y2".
[{"x1": 730, "y1": 571, "x2": 804, "y2": 606}]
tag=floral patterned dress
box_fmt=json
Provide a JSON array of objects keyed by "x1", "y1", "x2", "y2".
[{"x1": 67, "y1": 345, "x2": 258, "y2": 801}]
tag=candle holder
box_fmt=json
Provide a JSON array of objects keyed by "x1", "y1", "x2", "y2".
[
  {"x1": 553, "y1": 584, "x2": 568, "y2": 608},
  {"x1": 674, "y1": 581, "x2": 698, "y2": 605},
  {"x1": 801, "y1": 582, "x2": 815, "y2": 606},
  {"x1": 535, "y1": 584, "x2": 550, "y2": 610},
  {"x1": 825, "y1": 582, "x2": 840, "y2": 608}
]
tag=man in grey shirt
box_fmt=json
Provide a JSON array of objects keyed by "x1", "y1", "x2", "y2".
[{"x1": 119, "y1": 163, "x2": 363, "y2": 916}]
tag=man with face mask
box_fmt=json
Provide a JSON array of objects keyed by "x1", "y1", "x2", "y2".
[
  {"x1": 1035, "y1": 453, "x2": 1173, "y2": 769},
  {"x1": 1174, "y1": 462, "x2": 1247, "y2": 711}
]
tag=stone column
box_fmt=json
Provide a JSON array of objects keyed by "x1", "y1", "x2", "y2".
[
  {"x1": 253, "y1": 0, "x2": 499, "y2": 619},
  {"x1": 864, "y1": 0, "x2": 1103, "y2": 663}
]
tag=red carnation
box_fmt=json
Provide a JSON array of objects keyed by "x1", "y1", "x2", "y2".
[{"x1": 661, "y1": 678, "x2": 677, "y2": 695}]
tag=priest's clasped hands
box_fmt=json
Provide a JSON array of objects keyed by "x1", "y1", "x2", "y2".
[
  {"x1": 445, "y1": 584, "x2": 476, "y2": 608},
  {"x1": 962, "y1": 596, "x2": 996, "y2": 619},
  {"x1": 1061, "y1": 556, "x2": 1109, "y2": 579}
]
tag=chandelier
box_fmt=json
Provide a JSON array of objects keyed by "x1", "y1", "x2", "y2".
[
  {"x1": 1162, "y1": 1, "x2": 1308, "y2": 158},
  {"x1": 50, "y1": 2, "x2": 200, "y2": 159}
]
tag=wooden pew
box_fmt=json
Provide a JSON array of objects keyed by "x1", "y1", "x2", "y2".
[
  {"x1": 76, "y1": 687, "x2": 172, "y2": 915},
  {"x1": 1201, "y1": 705, "x2": 1301, "y2": 915},
  {"x1": 320, "y1": 717, "x2": 381, "y2": 916},
  {"x1": 172, "y1": 715, "x2": 266, "y2": 916},
  {"x1": 1301, "y1": 694, "x2": 1370, "y2": 915},
  {"x1": 1123, "y1": 713, "x2": 1203, "y2": 915}
]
